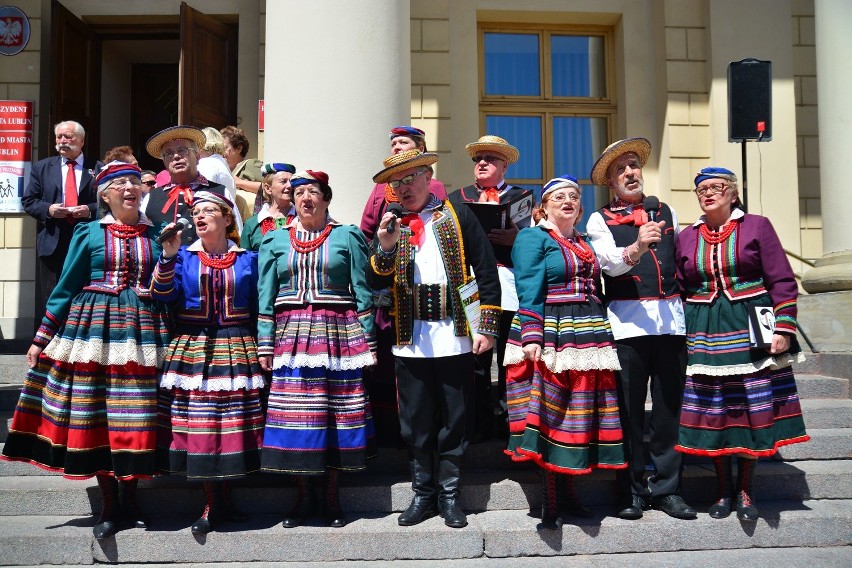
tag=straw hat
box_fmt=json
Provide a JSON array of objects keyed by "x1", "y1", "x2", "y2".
[
  {"x1": 589, "y1": 137, "x2": 651, "y2": 186},
  {"x1": 145, "y1": 126, "x2": 206, "y2": 159},
  {"x1": 465, "y1": 135, "x2": 519, "y2": 164},
  {"x1": 373, "y1": 149, "x2": 438, "y2": 184}
]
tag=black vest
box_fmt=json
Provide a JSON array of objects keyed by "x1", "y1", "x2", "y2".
[
  {"x1": 599, "y1": 202, "x2": 680, "y2": 301},
  {"x1": 146, "y1": 181, "x2": 227, "y2": 246}
]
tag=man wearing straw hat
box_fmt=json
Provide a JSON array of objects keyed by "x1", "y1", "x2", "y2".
[
  {"x1": 449, "y1": 135, "x2": 532, "y2": 442},
  {"x1": 586, "y1": 137, "x2": 696, "y2": 521},
  {"x1": 367, "y1": 149, "x2": 502, "y2": 529},
  {"x1": 144, "y1": 126, "x2": 228, "y2": 245}
]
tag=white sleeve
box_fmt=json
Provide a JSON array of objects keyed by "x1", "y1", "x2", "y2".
[{"x1": 586, "y1": 210, "x2": 635, "y2": 277}]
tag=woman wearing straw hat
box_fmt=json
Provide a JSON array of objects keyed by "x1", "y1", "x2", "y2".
[
  {"x1": 240, "y1": 162, "x2": 296, "y2": 251},
  {"x1": 674, "y1": 166, "x2": 809, "y2": 521},
  {"x1": 2, "y1": 161, "x2": 171, "y2": 540},
  {"x1": 153, "y1": 191, "x2": 265, "y2": 535},
  {"x1": 257, "y1": 170, "x2": 376, "y2": 528},
  {"x1": 503, "y1": 175, "x2": 626, "y2": 528}
]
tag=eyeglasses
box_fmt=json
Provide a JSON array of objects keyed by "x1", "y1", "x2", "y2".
[
  {"x1": 549, "y1": 192, "x2": 581, "y2": 203},
  {"x1": 694, "y1": 183, "x2": 729, "y2": 197},
  {"x1": 472, "y1": 155, "x2": 504, "y2": 164},
  {"x1": 141, "y1": 180, "x2": 157, "y2": 187},
  {"x1": 162, "y1": 146, "x2": 193, "y2": 160},
  {"x1": 107, "y1": 178, "x2": 142, "y2": 189},
  {"x1": 388, "y1": 169, "x2": 428, "y2": 189},
  {"x1": 190, "y1": 206, "x2": 222, "y2": 218}
]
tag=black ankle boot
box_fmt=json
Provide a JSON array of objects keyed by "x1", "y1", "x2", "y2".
[
  {"x1": 437, "y1": 458, "x2": 467, "y2": 528},
  {"x1": 118, "y1": 478, "x2": 147, "y2": 529},
  {"x1": 736, "y1": 458, "x2": 759, "y2": 521},
  {"x1": 322, "y1": 469, "x2": 346, "y2": 528},
  {"x1": 558, "y1": 474, "x2": 592, "y2": 518},
  {"x1": 399, "y1": 453, "x2": 437, "y2": 526},
  {"x1": 94, "y1": 475, "x2": 119, "y2": 540},
  {"x1": 709, "y1": 456, "x2": 733, "y2": 519},
  {"x1": 541, "y1": 471, "x2": 561, "y2": 529},
  {"x1": 282, "y1": 476, "x2": 317, "y2": 528},
  {"x1": 191, "y1": 481, "x2": 221, "y2": 535}
]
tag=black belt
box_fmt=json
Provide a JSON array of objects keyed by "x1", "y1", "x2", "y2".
[{"x1": 413, "y1": 283, "x2": 450, "y2": 321}]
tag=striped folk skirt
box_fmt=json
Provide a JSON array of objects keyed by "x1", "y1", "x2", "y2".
[
  {"x1": 261, "y1": 304, "x2": 375, "y2": 475},
  {"x1": 156, "y1": 325, "x2": 265, "y2": 480},
  {"x1": 676, "y1": 295, "x2": 809, "y2": 457},
  {"x1": 503, "y1": 302, "x2": 626, "y2": 474},
  {"x1": 1, "y1": 290, "x2": 170, "y2": 479}
]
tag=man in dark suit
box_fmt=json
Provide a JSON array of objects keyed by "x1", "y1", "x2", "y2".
[
  {"x1": 22, "y1": 120, "x2": 100, "y2": 321},
  {"x1": 143, "y1": 126, "x2": 227, "y2": 245},
  {"x1": 448, "y1": 135, "x2": 532, "y2": 442}
]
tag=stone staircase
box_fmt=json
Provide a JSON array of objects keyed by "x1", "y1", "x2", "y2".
[{"x1": 0, "y1": 350, "x2": 850, "y2": 565}]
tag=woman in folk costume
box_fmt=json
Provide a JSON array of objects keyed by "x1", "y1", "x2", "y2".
[
  {"x1": 674, "y1": 167, "x2": 809, "y2": 521},
  {"x1": 257, "y1": 170, "x2": 376, "y2": 528},
  {"x1": 1, "y1": 161, "x2": 170, "y2": 539},
  {"x1": 503, "y1": 175, "x2": 626, "y2": 529},
  {"x1": 240, "y1": 162, "x2": 296, "y2": 252},
  {"x1": 153, "y1": 191, "x2": 265, "y2": 535}
]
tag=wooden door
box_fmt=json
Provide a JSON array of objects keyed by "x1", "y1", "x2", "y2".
[
  {"x1": 179, "y1": 2, "x2": 238, "y2": 128},
  {"x1": 48, "y1": 0, "x2": 101, "y2": 159},
  {"x1": 132, "y1": 64, "x2": 180, "y2": 172}
]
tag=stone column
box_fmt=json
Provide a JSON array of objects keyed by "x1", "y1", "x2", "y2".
[
  {"x1": 263, "y1": 0, "x2": 411, "y2": 225},
  {"x1": 799, "y1": 0, "x2": 852, "y2": 352},
  {"x1": 801, "y1": 0, "x2": 852, "y2": 293}
]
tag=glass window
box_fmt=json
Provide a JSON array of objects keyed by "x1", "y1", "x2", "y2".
[
  {"x1": 484, "y1": 33, "x2": 540, "y2": 96},
  {"x1": 551, "y1": 35, "x2": 606, "y2": 98},
  {"x1": 485, "y1": 115, "x2": 542, "y2": 180}
]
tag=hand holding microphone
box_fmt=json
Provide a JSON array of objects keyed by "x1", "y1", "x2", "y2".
[
  {"x1": 644, "y1": 196, "x2": 660, "y2": 250},
  {"x1": 386, "y1": 203, "x2": 405, "y2": 234},
  {"x1": 156, "y1": 217, "x2": 191, "y2": 245}
]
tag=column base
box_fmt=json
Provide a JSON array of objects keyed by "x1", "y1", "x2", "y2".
[{"x1": 801, "y1": 250, "x2": 852, "y2": 293}]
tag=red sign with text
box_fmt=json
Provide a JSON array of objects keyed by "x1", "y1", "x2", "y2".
[{"x1": 0, "y1": 100, "x2": 34, "y2": 212}]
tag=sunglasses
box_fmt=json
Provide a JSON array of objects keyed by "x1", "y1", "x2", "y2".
[
  {"x1": 142, "y1": 180, "x2": 157, "y2": 187},
  {"x1": 472, "y1": 155, "x2": 504, "y2": 164}
]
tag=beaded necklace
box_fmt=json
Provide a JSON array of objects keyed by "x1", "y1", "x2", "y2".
[
  {"x1": 198, "y1": 250, "x2": 237, "y2": 269},
  {"x1": 384, "y1": 183, "x2": 399, "y2": 204},
  {"x1": 107, "y1": 223, "x2": 147, "y2": 239},
  {"x1": 699, "y1": 221, "x2": 736, "y2": 245},
  {"x1": 548, "y1": 229, "x2": 595, "y2": 264},
  {"x1": 260, "y1": 216, "x2": 287, "y2": 235},
  {"x1": 290, "y1": 224, "x2": 332, "y2": 254}
]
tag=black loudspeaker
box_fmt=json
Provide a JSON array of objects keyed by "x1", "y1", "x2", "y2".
[{"x1": 728, "y1": 58, "x2": 772, "y2": 142}]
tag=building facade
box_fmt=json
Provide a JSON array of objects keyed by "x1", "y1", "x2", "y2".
[{"x1": 0, "y1": 0, "x2": 848, "y2": 341}]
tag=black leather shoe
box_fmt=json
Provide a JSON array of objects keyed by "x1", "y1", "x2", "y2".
[
  {"x1": 438, "y1": 498, "x2": 468, "y2": 528},
  {"x1": 708, "y1": 497, "x2": 732, "y2": 519},
  {"x1": 652, "y1": 495, "x2": 697, "y2": 520},
  {"x1": 398, "y1": 496, "x2": 439, "y2": 526},
  {"x1": 190, "y1": 516, "x2": 213, "y2": 535},
  {"x1": 93, "y1": 519, "x2": 118, "y2": 540},
  {"x1": 616, "y1": 495, "x2": 649, "y2": 520},
  {"x1": 735, "y1": 491, "x2": 759, "y2": 522}
]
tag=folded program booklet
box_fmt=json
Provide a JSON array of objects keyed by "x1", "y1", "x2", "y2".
[{"x1": 463, "y1": 191, "x2": 534, "y2": 233}]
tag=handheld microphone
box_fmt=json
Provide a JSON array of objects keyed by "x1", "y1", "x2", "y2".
[
  {"x1": 156, "y1": 217, "x2": 191, "y2": 245},
  {"x1": 644, "y1": 196, "x2": 660, "y2": 250},
  {"x1": 386, "y1": 203, "x2": 405, "y2": 234}
]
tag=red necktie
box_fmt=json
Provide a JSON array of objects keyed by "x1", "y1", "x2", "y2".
[
  {"x1": 64, "y1": 160, "x2": 78, "y2": 208},
  {"x1": 161, "y1": 184, "x2": 194, "y2": 222},
  {"x1": 480, "y1": 187, "x2": 500, "y2": 203}
]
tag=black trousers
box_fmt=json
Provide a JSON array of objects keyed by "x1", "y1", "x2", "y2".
[
  {"x1": 472, "y1": 310, "x2": 514, "y2": 433},
  {"x1": 34, "y1": 230, "x2": 73, "y2": 329},
  {"x1": 614, "y1": 334, "x2": 687, "y2": 499},
  {"x1": 394, "y1": 353, "x2": 474, "y2": 459}
]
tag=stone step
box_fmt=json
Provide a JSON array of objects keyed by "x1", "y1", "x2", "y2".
[
  {"x1": 6, "y1": 547, "x2": 852, "y2": 568},
  {"x1": 0, "y1": 459, "x2": 848, "y2": 518},
  {"x1": 0, "y1": 354, "x2": 28, "y2": 385},
  {"x1": 800, "y1": 397, "x2": 852, "y2": 429},
  {"x1": 794, "y1": 373, "x2": 850, "y2": 399},
  {"x1": 0, "y1": 499, "x2": 849, "y2": 565},
  {"x1": 773, "y1": 427, "x2": 852, "y2": 461}
]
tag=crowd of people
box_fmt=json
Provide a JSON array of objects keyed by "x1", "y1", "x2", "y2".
[{"x1": 3, "y1": 121, "x2": 810, "y2": 539}]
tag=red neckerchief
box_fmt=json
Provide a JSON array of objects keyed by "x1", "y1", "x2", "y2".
[
  {"x1": 401, "y1": 214, "x2": 425, "y2": 246},
  {"x1": 475, "y1": 183, "x2": 504, "y2": 203},
  {"x1": 603, "y1": 206, "x2": 648, "y2": 226},
  {"x1": 161, "y1": 184, "x2": 193, "y2": 222}
]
